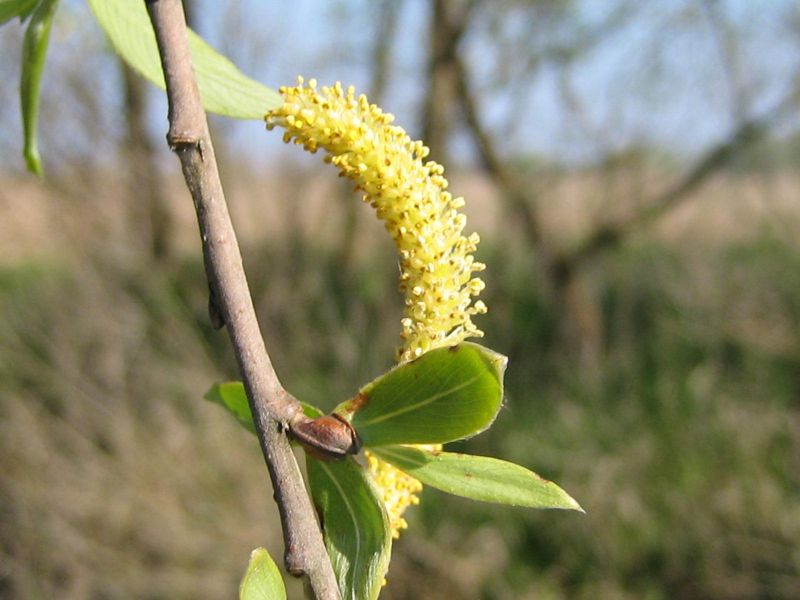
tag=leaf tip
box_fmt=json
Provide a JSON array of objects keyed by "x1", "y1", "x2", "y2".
[
  {"x1": 565, "y1": 494, "x2": 585, "y2": 513},
  {"x1": 493, "y1": 352, "x2": 509, "y2": 374},
  {"x1": 469, "y1": 342, "x2": 508, "y2": 377},
  {"x1": 240, "y1": 547, "x2": 286, "y2": 600},
  {"x1": 202, "y1": 383, "x2": 218, "y2": 400},
  {"x1": 24, "y1": 146, "x2": 43, "y2": 177},
  {"x1": 538, "y1": 475, "x2": 584, "y2": 513},
  {"x1": 248, "y1": 546, "x2": 267, "y2": 561}
]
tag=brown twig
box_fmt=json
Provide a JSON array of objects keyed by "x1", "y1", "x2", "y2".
[{"x1": 143, "y1": 2, "x2": 340, "y2": 598}]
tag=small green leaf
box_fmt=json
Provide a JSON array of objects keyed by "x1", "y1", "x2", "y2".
[
  {"x1": 204, "y1": 382, "x2": 256, "y2": 434},
  {"x1": 87, "y1": 0, "x2": 281, "y2": 119},
  {"x1": 204, "y1": 381, "x2": 324, "y2": 433},
  {"x1": 19, "y1": 0, "x2": 57, "y2": 176},
  {"x1": 307, "y1": 456, "x2": 391, "y2": 600},
  {"x1": 0, "y1": 0, "x2": 40, "y2": 25},
  {"x1": 239, "y1": 547, "x2": 287, "y2": 600},
  {"x1": 372, "y1": 446, "x2": 583, "y2": 511},
  {"x1": 336, "y1": 343, "x2": 507, "y2": 447}
]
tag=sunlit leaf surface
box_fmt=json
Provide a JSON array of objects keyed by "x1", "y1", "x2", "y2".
[
  {"x1": 239, "y1": 547, "x2": 287, "y2": 600},
  {"x1": 88, "y1": 0, "x2": 281, "y2": 119},
  {"x1": 337, "y1": 343, "x2": 507, "y2": 446}
]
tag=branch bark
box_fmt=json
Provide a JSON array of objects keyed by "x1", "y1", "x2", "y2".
[{"x1": 143, "y1": 2, "x2": 340, "y2": 598}]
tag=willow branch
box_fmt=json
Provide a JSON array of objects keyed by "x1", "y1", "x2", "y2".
[{"x1": 143, "y1": 2, "x2": 339, "y2": 598}]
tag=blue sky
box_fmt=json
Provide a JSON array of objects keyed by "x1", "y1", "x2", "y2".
[
  {"x1": 197, "y1": 0, "x2": 800, "y2": 166},
  {"x1": 1, "y1": 0, "x2": 798, "y2": 173}
]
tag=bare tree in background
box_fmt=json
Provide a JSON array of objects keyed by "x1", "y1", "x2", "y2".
[
  {"x1": 421, "y1": 0, "x2": 473, "y2": 165},
  {"x1": 115, "y1": 1, "x2": 205, "y2": 262},
  {"x1": 119, "y1": 61, "x2": 172, "y2": 261},
  {"x1": 420, "y1": 0, "x2": 800, "y2": 365},
  {"x1": 334, "y1": 0, "x2": 402, "y2": 272}
]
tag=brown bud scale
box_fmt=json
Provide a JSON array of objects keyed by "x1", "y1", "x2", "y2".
[{"x1": 291, "y1": 413, "x2": 362, "y2": 461}]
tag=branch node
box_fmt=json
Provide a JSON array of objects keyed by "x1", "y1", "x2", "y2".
[
  {"x1": 166, "y1": 131, "x2": 201, "y2": 152},
  {"x1": 207, "y1": 281, "x2": 225, "y2": 329}
]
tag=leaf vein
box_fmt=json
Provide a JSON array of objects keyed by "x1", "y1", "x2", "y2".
[
  {"x1": 357, "y1": 372, "x2": 483, "y2": 427},
  {"x1": 319, "y1": 462, "x2": 361, "y2": 598}
]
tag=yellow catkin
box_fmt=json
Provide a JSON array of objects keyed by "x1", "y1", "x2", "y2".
[{"x1": 266, "y1": 77, "x2": 487, "y2": 538}]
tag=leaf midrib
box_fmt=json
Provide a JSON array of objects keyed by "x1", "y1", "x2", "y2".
[
  {"x1": 356, "y1": 372, "x2": 483, "y2": 427},
  {"x1": 319, "y1": 462, "x2": 361, "y2": 599}
]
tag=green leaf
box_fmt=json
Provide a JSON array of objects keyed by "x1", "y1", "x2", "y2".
[
  {"x1": 0, "y1": 0, "x2": 40, "y2": 25},
  {"x1": 336, "y1": 343, "x2": 507, "y2": 447},
  {"x1": 19, "y1": 0, "x2": 57, "y2": 176},
  {"x1": 204, "y1": 382, "x2": 256, "y2": 434},
  {"x1": 373, "y1": 446, "x2": 583, "y2": 511},
  {"x1": 204, "y1": 381, "x2": 324, "y2": 433},
  {"x1": 87, "y1": 0, "x2": 281, "y2": 119},
  {"x1": 307, "y1": 456, "x2": 391, "y2": 600},
  {"x1": 239, "y1": 547, "x2": 287, "y2": 600}
]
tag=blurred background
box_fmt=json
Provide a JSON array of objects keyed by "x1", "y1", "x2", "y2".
[{"x1": 2, "y1": 0, "x2": 800, "y2": 598}]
